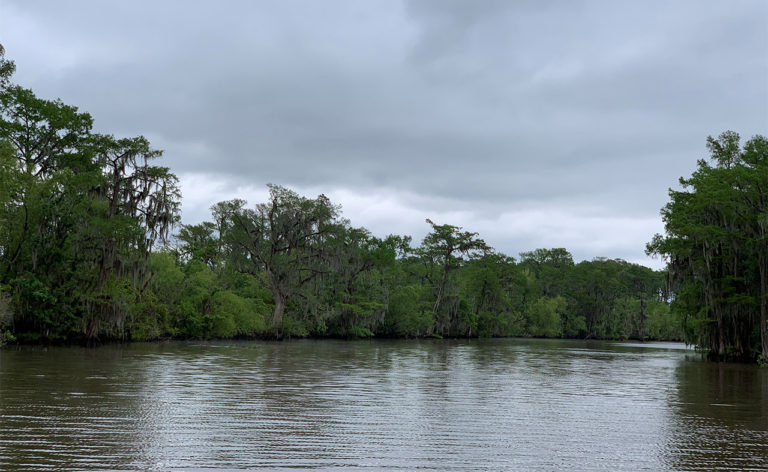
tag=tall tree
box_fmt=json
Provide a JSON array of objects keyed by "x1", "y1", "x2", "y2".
[
  {"x1": 177, "y1": 222, "x2": 220, "y2": 268},
  {"x1": 0, "y1": 44, "x2": 180, "y2": 340},
  {"x1": 218, "y1": 185, "x2": 341, "y2": 324},
  {"x1": 648, "y1": 131, "x2": 768, "y2": 361},
  {"x1": 420, "y1": 219, "x2": 490, "y2": 335},
  {"x1": 78, "y1": 134, "x2": 180, "y2": 337}
]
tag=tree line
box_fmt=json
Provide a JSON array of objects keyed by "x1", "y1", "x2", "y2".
[
  {"x1": 161, "y1": 189, "x2": 676, "y2": 342},
  {"x1": 4, "y1": 45, "x2": 765, "y2": 363},
  {"x1": 0, "y1": 45, "x2": 179, "y2": 344},
  {"x1": 0, "y1": 45, "x2": 676, "y2": 346}
]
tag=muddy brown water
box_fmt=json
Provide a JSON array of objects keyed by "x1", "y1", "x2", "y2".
[{"x1": 1, "y1": 338, "x2": 766, "y2": 471}]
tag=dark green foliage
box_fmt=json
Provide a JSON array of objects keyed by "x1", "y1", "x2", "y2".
[
  {"x1": 0, "y1": 45, "x2": 680, "y2": 346},
  {"x1": 214, "y1": 186, "x2": 342, "y2": 326},
  {"x1": 648, "y1": 131, "x2": 768, "y2": 362},
  {"x1": 181, "y1": 189, "x2": 672, "y2": 341},
  {"x1": 385, "y1": 284, "x2": 433, "y2": 337},
  {"x1": 0, "y1": 45, "x2": 180, "y2": 342}
]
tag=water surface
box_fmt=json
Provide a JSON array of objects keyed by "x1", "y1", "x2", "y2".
[{"x1": 1, "y1": 339, "x2": 766, "y2": 470}]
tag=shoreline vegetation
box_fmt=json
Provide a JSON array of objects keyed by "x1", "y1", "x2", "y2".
[{"x1": 0, "y1": 46, "x2": 766, "y2": 362}]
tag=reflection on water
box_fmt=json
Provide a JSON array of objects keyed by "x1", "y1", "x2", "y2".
[
  {"x1": 665, "y1": 360, "x2": 768, "y2": 471},
  {"x1": 0, "y1": 339, "x2": 765, "y2": 471}
]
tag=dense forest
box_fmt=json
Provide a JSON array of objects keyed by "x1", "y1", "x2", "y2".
[
  {"x1": 648, "y1": 132, "x2": 768, "y2": 363},
  {"x1": 0, "y1": 45, "x2": 676, "y2": 346},
  {"x1": 3, "y1": 45, "x2": 766, "y2": 363}
]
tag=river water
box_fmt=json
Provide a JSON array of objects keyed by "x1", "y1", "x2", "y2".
[{"x1": 0, "y1": 339, "x2": 766, "y2": 471}]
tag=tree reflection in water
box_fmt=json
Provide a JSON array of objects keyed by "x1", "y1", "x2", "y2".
[{"x1": 665, "y1": 359, "x2": 768, "y2": 471}]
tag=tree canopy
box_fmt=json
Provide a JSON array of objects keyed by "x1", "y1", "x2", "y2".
[
  {"x1": 0, "y1": 45, "x2": 180, "y2": 342},
  {"x1": 0, "y1": 45, "x2": 678, "y2": 349},
  {"x1": 648, "y1": 131, "x2": 768, "y2": 362}
]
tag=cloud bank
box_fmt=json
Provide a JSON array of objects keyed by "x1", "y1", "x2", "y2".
[{"x1": 2, "y1": 0, "x2": 766, "y2": 267}]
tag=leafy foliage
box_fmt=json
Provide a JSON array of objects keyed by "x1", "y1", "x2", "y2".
[
  {"x1": 0, "y1": 45, "x2": 679, "y2": 347},
  {"x1": 0, "y1": 45, "x2": 180, "y2": 342},
  {"x1": 648, "y1": 131, "x2": 768, "y2": 361}
]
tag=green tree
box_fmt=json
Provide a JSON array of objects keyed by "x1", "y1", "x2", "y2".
[
  {"x1": 323, "y1": 227, "x2": 392, "y2": 338},
  {"x1": 0, "y1": 45, "x2": 180, "y2": 341},
  {"x1": 527, "y1": 296, "x2": 566, "y2": 338},
  {"x1": 458, "y1": 253, "x2": 518, "y2": 337},
  {"x1": 648, "y1": 131, "x2": 768, "y2": 361},
  {"x1": 217, "y1": 185, "x2": 341, "y2": 325},
  {"x1": 177, "y1": 222, "x2": 220, "y2": 268},
  {"x1": 419, "y1": 219, "x2": 490, "y2": 336}
]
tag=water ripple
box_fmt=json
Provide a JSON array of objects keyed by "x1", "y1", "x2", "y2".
[{"x1": 0, "y1": 339, "x2": 766, "y2": 471}]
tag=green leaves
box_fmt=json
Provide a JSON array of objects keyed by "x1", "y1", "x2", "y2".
[
  {"x1": 215, "y1": 185, "x2": 342, "y2": 325},
  {"x1": 0, "y1": 43, "x2": 688, "y2": 346},
  {"x1": 0, "y1": 46, "x2": 180, "y2": 342},
  {"x1": 649, "y1": 131, "x2": 768, "y2": 361},
  {"x1": 527, "y1": 296, "x2": 566, "y2": 338}
]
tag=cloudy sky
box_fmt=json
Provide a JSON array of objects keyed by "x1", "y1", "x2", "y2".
[{"x1": 2, "y1": 0, "x2": 766, "y2": 268}]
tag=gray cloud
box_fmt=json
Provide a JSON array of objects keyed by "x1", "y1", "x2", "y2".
[{"x1": 1, "y1": 0, "x2": 766, "y2": 267}]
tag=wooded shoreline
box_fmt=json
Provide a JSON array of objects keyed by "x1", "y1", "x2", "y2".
[{"x1": 0, "y1": 45, "x2": 765, "y2": 362}]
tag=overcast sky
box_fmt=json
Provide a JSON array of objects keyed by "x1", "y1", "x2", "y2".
[{"x1": 2, "y1": 0, "x2": 766, "y2": 268}]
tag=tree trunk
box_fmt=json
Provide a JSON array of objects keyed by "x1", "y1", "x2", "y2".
[
  {"x1": 760, "y1": 255, "x2": 768, "y2": 359},
  {"x1": 433, "y1": 268, "x2": 448, "y2": 314},
  {"x1": 272, "y1": 291, "x2": 286, "y2": 324}
]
